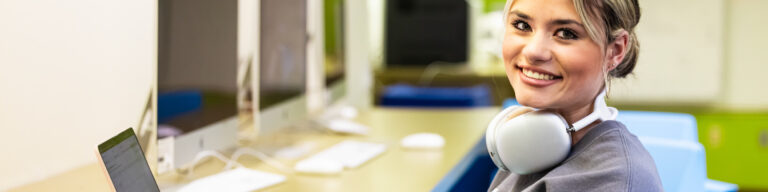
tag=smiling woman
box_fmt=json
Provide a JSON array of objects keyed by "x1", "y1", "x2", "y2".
[{"x1": 487, "y1": 0, "x2": 663, "y2": 191}]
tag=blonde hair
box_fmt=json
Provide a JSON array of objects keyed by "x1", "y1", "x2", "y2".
[{"x1": 502, "y1": 0, "x2": 641, "y2": 79}]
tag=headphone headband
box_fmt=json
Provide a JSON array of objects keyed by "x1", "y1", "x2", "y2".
[{"x1": 569, "y1": 90, "x2": 618, "y2": 132}]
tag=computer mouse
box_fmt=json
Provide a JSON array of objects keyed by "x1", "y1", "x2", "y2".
[
  {"x1": 338, "y1": 105, "x2": 358, "y2": 119},
  {"x1": 400, "y1": 133, "x2": 445, "y2": 149},
  {"x1": 326, "y1": 119, "x2": 369, "y2": 135}
]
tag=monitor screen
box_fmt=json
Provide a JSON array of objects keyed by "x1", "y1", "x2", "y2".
[
  {"x1": 98, "y1": 128, "x2": 160, "y2": 192},
  {"x1": 157, "y1": 0, "x2": 238, "y2": 134},
  {"x1": 259, "y1": 0, "x2": 308, "y2": 110},
  {"x1": 385, "y1": 0, "x2": 468, "y2": 66}
]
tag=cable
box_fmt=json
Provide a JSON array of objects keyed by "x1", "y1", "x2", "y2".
[
  {"x1": 230, "y1": 147, "x2": 293, "y2": 174},
  {"x1": 181, "y1": 147, "x2": 293, "y2": 180},
  {"x1": 183, "y1": 150, "x2": 243, "y2": 179}
]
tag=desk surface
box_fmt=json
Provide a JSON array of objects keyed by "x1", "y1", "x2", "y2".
[{"x1": 10, "y1": 107, "x2": 499, "y2": 192}]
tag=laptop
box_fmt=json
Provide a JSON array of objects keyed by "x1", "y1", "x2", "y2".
[{"x1": 97, "y1": 128, "x2": 161, "y2": 192}]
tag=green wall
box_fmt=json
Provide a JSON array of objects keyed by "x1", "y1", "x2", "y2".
[{"x1": 696, "y1": 113, "x2": 768, "y2": 190}]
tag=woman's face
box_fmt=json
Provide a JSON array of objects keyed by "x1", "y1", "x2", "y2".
[{"x1": 504, "y1": 0, "x2": 607, "y2": 112}]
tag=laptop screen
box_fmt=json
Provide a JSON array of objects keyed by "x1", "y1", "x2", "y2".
[{"x1": 98, "y1": 128, "x2": 160, "y2": 192}]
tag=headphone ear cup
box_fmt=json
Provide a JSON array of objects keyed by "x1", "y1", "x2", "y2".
[
  {"x1": 487, "y1": 106, "x2": 533, "y2": 171},
  {"x1": 494, "y1": 111, "x2": 572, "y2": 175}
]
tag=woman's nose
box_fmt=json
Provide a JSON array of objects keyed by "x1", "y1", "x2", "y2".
[{"x1": 521, "y1": 33, "x2": 552, "y2": 64}]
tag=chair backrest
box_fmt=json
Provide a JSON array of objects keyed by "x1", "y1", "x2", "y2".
[
  {"x1": 617, "y1": 110, "x2": 707, "y2": 192},
  {"x1": 158, "y1": 90, "x2": 202, "y2": 123},
  {"x1": 380, "y1": 84, "x2": 492, "y2": 107},
  {"x1": 638, "y1": 137, "x2": 707, "y2": 192},
  {"x1": 617, "y1": 111, "x2": 698, "y2": 142}
]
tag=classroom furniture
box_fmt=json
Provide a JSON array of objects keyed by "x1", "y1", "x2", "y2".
[
  {"x1": 434, "y1": 137, "x2": 496, "y2": 192},
  {"x1": 616, "y1": 111, "x2": 737, "y2": 192},
  {"x1": 380, "y1": 84, "x2": 492, "y2": 107},
  {"x1": 157, "y1": 90, "x2": 203, "y2": 124},
  {"x1": 617, "y1": 111, "x2": 699, "y2": 142},
  {"x1": 8, "y1": 107, "x2": 500, "y2": 192},
  {"x1": 373, "y1": 67, "x2": 513, "y2": 106},
  {"x1": 638, "y1": 137, "x2": 708, "y2": 192}
]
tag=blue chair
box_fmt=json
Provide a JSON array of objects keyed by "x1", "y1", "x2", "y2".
[
  {"x1": 380, "y1": 84, "x2": 492, "y2": 107},
  {"x1": 638, "y1": 137, "x2": 707, "y2": 192},
  {"x1": 616, "y1": 110, "x2": 737, "y2": 192},
  {"x1": 158, "y1": 90, "x2": 203, "y2": 124},
  {"x1": 502, "y1": 98, "x2": 519, "y2": 108},
  {"x1": 617, "y1": 111, "x2": 698, "y2": 142}
]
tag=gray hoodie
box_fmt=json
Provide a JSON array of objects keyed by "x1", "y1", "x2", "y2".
[{"x1": 488, "y1": 120, "x2": 663, "y2": 192}]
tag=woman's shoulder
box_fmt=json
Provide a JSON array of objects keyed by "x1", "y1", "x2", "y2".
[{"x1": 549, "y1": 120, "x2": 663, "y2": 191}]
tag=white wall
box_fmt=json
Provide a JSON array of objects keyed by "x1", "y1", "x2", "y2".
[
  {"x1": 610, "y1": 0, "x2": 768, "y2": 110},
  {"x1": 610, "y1": 0, "x2": 724, "y2": 105},
  {"x1": 720, "y1": 0, "x2": 768, "y2": 111},
  {"x1": 0, "y1": 0, "x2": 156, "y2": 190}
]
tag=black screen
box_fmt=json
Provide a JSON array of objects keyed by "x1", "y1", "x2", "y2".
[{"x1": 385, "y1": 0, "x2": 469, "y2": 66}]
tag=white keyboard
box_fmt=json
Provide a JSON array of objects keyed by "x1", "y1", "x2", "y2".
[
  {"x1": 177, "y1": 167, "x2": 285, "y2": 192},
  {"x1": 296, "y1": 140, "x2": 387, "y2": 172}
]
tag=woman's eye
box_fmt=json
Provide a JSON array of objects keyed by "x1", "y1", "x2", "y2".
[
  {"x1": 555, "y1": 28, "x2": 578, "y2": 40},
  {"x1": 512, "y1": 20, "x2": 531, "y2": 32}
]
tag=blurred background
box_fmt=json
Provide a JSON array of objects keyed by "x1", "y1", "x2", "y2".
[{"x1": 1, "y1": 0, "x2": 767, "y2": 191}]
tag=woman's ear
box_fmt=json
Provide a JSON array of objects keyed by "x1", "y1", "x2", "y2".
[{"x1": 606, "y1": 30, "x2": 630, "y2": 71}]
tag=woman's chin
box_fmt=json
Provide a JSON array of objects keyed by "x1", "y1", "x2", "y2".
[
  {"x1": 513, "y1": 88, "x2": 556, "y2": 108},
  {"x1": 511, "y1": 84, "x2": 562, "y2": 109},
  {"x1": 516, "y1": 98, "x2": 554, "y2": 109}
]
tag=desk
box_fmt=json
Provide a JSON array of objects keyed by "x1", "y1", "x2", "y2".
[{"x1": 10, "y1": 107, "x2": 499, "y2": 192}]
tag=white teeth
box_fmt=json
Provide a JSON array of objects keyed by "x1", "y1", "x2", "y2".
[{"x1": 522, "y1": 68, "x2": 555, "y2": 80}]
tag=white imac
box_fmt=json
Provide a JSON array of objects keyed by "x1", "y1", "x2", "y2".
[
  {"x1": 157, "y1": 0, "x2": 239, "y2": 171},
  {"x1": 320, "y1": 0, "x2": 362, "y2": 122},
  {"x1": 252, "y1": 0, "x2": 310, "y2": 137},
  {"x1": 324, "y1": 0, "x2": 347, "y2": 107},
  {"x1": 312, "y1": 0, "x2": 368, "y2": 135}
]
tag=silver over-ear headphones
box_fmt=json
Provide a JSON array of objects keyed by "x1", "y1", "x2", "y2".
[{"x1": 486, "y1": 90, "x2": 618, "y2": 175}]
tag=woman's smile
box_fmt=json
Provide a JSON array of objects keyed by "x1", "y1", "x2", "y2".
[{"x1": 515, "y1": 64, "x2": 563, "y2": 87}]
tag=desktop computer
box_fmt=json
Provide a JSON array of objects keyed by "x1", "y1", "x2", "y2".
[
  {"x1": 289, "y1": 1, "x2": 386, "y2": 175},
  {"x1": 156, "y1": 0, "x2": 380, "y2": 181},
  {"x1": 316, "y1": 0, "x2": 367, "y2": 134},
  {"x1": 157, "y1": 0, "x2": 316, "y2": 172},
  {"x1": 324, "y1": 0, "x2": 346, "y2": 106},
  {"x1": 157, "y1": 0, "x2": 239, "y2": 172},
  {"x1": 155, "y1": 0, "x2": 389, "y2": 182},
  {"x1": 252, "y1": 0, "x2": 310, "y2": 138}
]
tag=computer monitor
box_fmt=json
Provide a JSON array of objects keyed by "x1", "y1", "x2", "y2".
[
  {"x1": 157, "y1": 0, "x2": 239, "y2": 170},
  {"x1": 385, "y1": 0, "x2": 469, "y2": 66},
  {"x1": 324, "y1": 0, "x2": 346, "y2": 105},
  {"x1": 255, "y1": 0, "x2": 309, "y2": 136}
]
